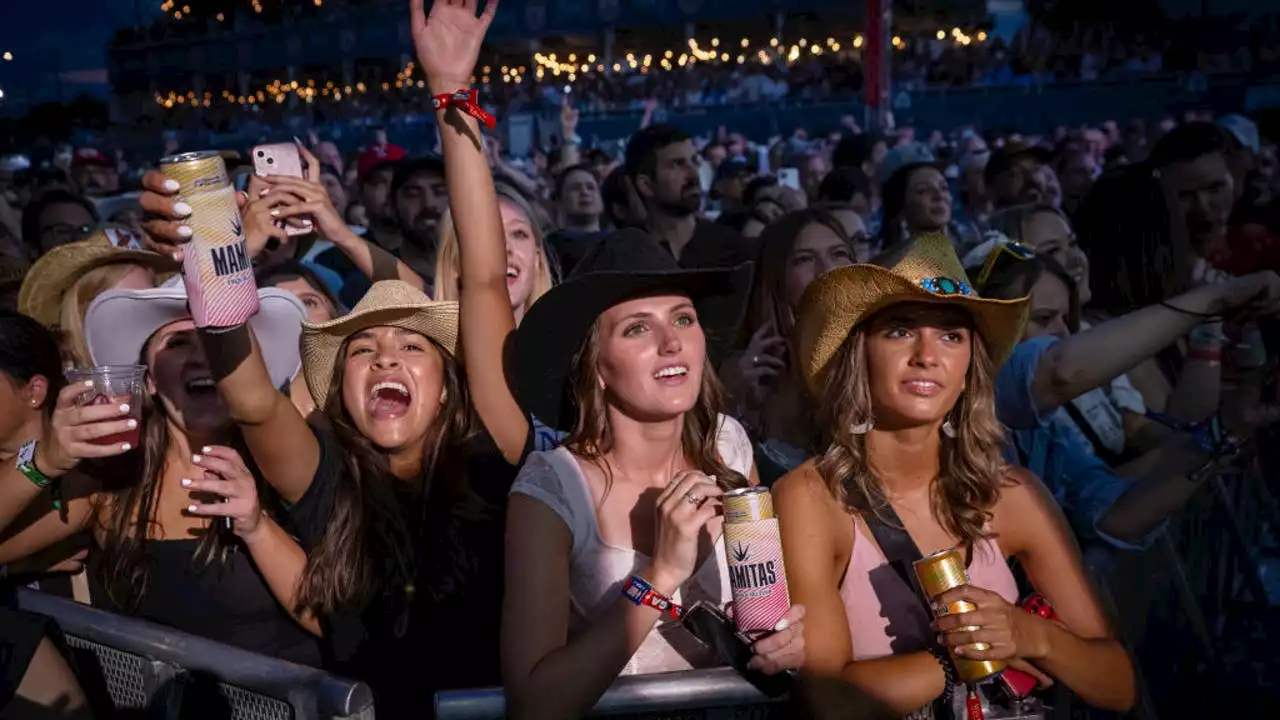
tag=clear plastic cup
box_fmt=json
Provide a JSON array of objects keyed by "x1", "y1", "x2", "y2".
[{"x1": 64, "y1": 365, "x2": 146, "y2": 448}]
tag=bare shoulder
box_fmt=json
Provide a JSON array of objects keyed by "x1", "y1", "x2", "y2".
[
  {"x1": 990, "y1": 465, "x2": 1067, "y2": 555},
  {"x1": 773, "y1": 458, "x2": 833, "y2": 507}
]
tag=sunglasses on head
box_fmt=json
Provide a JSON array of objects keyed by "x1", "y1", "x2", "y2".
[{"x1": 975, "y1": 241, "x2": 1035, "y2": 289}]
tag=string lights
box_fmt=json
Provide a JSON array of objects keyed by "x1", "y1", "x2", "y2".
[{"x1": 151, "y1": 27, "x2": 987, "y2": 110}]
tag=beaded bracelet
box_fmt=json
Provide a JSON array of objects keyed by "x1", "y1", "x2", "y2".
[{"x1": 928, "y1": 644, "x2": 960, "y2": 702}]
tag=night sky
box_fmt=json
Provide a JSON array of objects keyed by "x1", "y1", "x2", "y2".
[{"x1": 0, "y1": 0, "x2": 149, "y2": 109}]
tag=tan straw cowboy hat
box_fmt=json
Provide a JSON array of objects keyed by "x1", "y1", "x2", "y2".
[
  {"x1": 19, "y1": 229, "x2": 178, "y2": 326},
  {"x1": 301, "y1": 280, "x2": 459, "y2": 409},
  {"x1": 795, "y1": 232, "x2": 1029, "y2": 394}
]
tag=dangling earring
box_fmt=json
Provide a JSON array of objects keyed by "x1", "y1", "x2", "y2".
[
  {"x1": 850, "y1": 419, "x2": 874, "y2": 435},
  {"x1": 439, "y1": 388, "x2": 448, "y2": 405},
  {"x1": 941, "y1": 416, "x2": 957, "y2": 439}
]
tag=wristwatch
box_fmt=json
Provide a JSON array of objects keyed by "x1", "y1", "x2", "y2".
[{"x1": 16, "y1": 439, "x2": 61, "y2": 510}]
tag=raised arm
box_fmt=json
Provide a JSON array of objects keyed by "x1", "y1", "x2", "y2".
[
  {"x1": 267, "y1": 144, "x2": 426, "y2": 291},
  {"x1": 774, "y1": 463, "x2": 945, "y2": 715},
  {"x1": 413, "y1": 0, "x2": 529, "y2": 463},
  {"x1": 1030, "y1": 271, "x2": 1280, "y2": 414}
]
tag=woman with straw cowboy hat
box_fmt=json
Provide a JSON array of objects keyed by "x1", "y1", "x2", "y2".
[
  {"x1": 501, "y1": 229, "x2": 807, "y2": 719},
  {"x1": 18, "y1": 227, "x2": 177, "y2": 366},
  {"x1": 152, "y1": 0, "x2": 535, "y2": 712},
  {"x1": 772, "y1": 232, "x2": 1135, "y2": 718}
]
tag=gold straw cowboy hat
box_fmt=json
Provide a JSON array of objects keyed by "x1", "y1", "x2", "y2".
[
  {"x1": 795, "y1": 232, "x2": 1029, "y2": 394},
  {"x1": 301, "y1": 280, "x2": 459, "y2": 409},
  {"x1": 18, "y1": 228, "x2": 178, "y2": 326}
]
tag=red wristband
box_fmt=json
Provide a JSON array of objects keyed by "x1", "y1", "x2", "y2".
[
  {"x1": 621, "y1": 574, "x2": 685, "y2": 619},
  {"x1": 431, "y1": 88, "x2": 496, "y2": 129},
  {"x1": 1188, "y1": 347, "x2": 1222, "y2": 364}
]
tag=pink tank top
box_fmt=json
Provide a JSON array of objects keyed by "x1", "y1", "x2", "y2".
[{"x1": 839, "y1": 520, "x2": 1018, "y2": 660}]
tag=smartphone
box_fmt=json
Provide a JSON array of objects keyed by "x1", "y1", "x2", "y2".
[
  {"x1": 777, "y1": 167, "x2": 800, "y2": 191},
  {"x1": 252, "y1": 143, "x2": 312, "y2": 236},
  {"x1": 681, "y1": 602, "x2": 795, "y2": 697}
]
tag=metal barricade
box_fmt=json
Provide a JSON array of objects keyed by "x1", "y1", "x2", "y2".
[
  {"x1": 435, "y1": 668, "x2": 786, "y2": 719},
  {"x1": 15, "y1": 588, "x2": 374, "y2": 720}
]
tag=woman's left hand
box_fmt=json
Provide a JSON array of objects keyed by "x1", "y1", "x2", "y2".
[
  {"x1": 932, "y1": 585, "x2": 1049, "y2": 661},
  {"x1": 748, "y1": 604, "x2": 806, "y2": 674},
  {"x1": 411, "y1": 0, "x2": 498, "y2": 94},
  {"x1": 182, "y1": 446, "x2": 265, "y2": 540}
]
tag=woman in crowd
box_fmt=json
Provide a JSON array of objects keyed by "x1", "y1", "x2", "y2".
[
  {"x1": 774, "y1": 232, "x2": 1136, "y2": 716},
  {"x1": 433, "y1": 183, "x2": 557, "y2": 324},
  {"x1": 876, "y1": 163, "x2": 955, "y2": 252},
  {"x1": 0, "y1": 285, "x2": 321, "y2": 665},
  {"x1": 257, "y1": 260, "x2": 344, "y2": 418},
  {"x1": 980, "y1": 253, "x2": 1208, "y2": 548},
  {"x1": 18, "y1": 229, "x2": 175, "y2": 366},
  {"x1": 136, "y1": 0, "x2": 532, "y2": 712},
  {"x1": 502, "y1": 229, "x2": 806, "y2": 719},
  {"x1": 728, "y1": 209, "x2": 856, "y2": 482}
]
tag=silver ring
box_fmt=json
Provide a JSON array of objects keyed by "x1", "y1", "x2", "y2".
[{"x1": 684, "y1": 492, "x2": 702, "y2": 505}]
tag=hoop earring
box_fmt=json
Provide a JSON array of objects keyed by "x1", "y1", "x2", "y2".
[
  {"x1": 941, "y1": 417, "x2": 957, "y2": 439},
  {"x1": 850, "y1": 419, "x2": 874, "y2": 435}
]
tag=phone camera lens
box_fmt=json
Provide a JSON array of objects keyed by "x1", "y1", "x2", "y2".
[
  {"x1": 256, "y1": 150, "x2": 265, "y2": 157},
  {"x1": 267, "y1": 157, "x2": 275, "y2": 165}
]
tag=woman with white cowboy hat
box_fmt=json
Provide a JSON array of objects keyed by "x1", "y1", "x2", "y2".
[
  {"x1": 180, "y1": 0, "x2": 533, "y2": 712},
  {"x1": 0, "y1": 280, "x2": 323, "y2": 665},
  {"x1": 773, "y1": 232, "x2": 1135, "y2": 717},
  {"x1": 502, "y1": 229, "x2": 807, "y2": 718}
]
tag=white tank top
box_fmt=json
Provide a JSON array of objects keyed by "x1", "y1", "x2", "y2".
[{"x1": 509, "y1": 415, "x2": 755, "y2": 675}]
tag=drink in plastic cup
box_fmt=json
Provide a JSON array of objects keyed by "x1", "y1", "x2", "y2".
[{"x1": 64, "y1": 365, "x2": 146, "y2": 448}]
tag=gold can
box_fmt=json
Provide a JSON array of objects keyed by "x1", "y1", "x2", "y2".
[
  {"x1": 159, "y1": 151, "x2": 258, "y2": 328},
  {"x1": 913, "y1": 546, "x2": 1005, "y2": 682},
  {"x1": 724, "y1": 485, "x2": 774, "y2": 523}
]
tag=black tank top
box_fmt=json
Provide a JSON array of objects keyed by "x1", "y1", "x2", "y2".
[{"x1": 88, "y1": 538, "x2": 322, "y2": 666}]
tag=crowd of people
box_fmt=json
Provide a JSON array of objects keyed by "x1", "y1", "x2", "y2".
[{"x1": 2, "y1": 1, "x2": 1280, "y2": 719}]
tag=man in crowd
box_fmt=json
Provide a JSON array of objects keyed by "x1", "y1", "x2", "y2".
[
  {"x1": 624, "y1": 124, "x2": 754, "y2": 269},
  {"x1": 985, "y1": 141, "x2": 1053, "y2": 210},
  {"x1": 69, "y1": 149, "x2": 118, "y2": 199}
]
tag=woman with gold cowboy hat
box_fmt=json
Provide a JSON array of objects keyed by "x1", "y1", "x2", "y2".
[
  {"x1": 772, "y1": 232, "x2": 1136, "y2": 717},
  {"x1": 171, "y1": 1, "x2": 536, "y2": 712},
  {"x1": 501, "y1": 227, "x2": 807, "y2": 717},
  {"x1": 18, "y1": 227, "x2": 177, "y2": 366}
]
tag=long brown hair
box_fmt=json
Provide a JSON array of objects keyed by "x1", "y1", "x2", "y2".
[
  {"x1": 293, "y1": 335, "x2": 479, "y2": 616},
  {"x1": 563, "y1": 316, "x2": 747, "y2": 498},
  {"x1": 813, "y1": 309, "x2": 1009, "y2": 552},
  {"x1": 93, "y1": 375, "x2": 258, "y2": 612}
]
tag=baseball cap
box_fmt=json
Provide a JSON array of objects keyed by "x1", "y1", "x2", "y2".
[{"x1": 357, "y1": 143, "x2": 408, "y2": 181}]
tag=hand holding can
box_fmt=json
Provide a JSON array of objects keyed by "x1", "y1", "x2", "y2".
[{"x1": 914, "y1": 547, "x2": 1006, "y2": 682}]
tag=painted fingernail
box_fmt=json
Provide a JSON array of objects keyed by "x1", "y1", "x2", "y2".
[
  {"x1": 177, "y1": 225, "x2": 194, "y2": 238},
  {"x1": 187, "y1": 504, "x2": 198, "y2": 513},
  {"x1": 260, "y1": 187, "x2": 271, "y2": 197},
  {"x1": 192, "y1": 454, "x2": 202, "y2": 463},
  {"x1": 163, "y1": 179, "x2": 181, "y2": 192},
  {"x1": 270, "y1": 208, "x2": 281, "y2": 217},
  {"x1": 293, "y1": 135, "x2": 304, "y2": 146},
  {"x1": 173, "y1": 202, "x2": 193, "y2": 217},
  {"x1": 936, "y1": 634, "x2": 944, "y2": 645},
  {"x1": 774, "y1": 618, "x2": 790, "y2": 632},
  {"x1": 181, "y1": 478, "x2": 192, "y2": 487},
  {"x1": 954, "y1": 646, "x2": 966, "y2": 656},
  {"x1": 126, "y1": 419, "x2": 138, "y2": 429},
  {"x1": 202, "y1": 446, "x2": 212, "y2": 453},
  {"x1": 120, "y1": 443, "x2": 131, "y2": 451},
  {"x1": 84, "y1": 380, "x2": 94, "y2": 388},
  {"x1": 119, "y1": 403, "x2": 130, "y2": 413}
]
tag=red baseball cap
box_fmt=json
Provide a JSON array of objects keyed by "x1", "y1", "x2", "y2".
[
  {"x1": 72, "y1": 148, "x2": 113, "y2": 169},
  {"x1": 357, "y1": 143, "x2": 406, "y2": 180}
]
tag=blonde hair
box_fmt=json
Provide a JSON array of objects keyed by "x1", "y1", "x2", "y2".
[
  {"x1": 57, "y1": 262, "x2": 153, "y2": 367},
  {"x1": 432, "y1": 187, "x2": 554, "y2": 321},
  {"x1": 814, "y1": 306, "x2": 1010, "y2": 553}
]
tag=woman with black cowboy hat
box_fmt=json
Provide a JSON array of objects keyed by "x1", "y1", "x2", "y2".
[
  {"x1": 773, "y1": 232, "x2": 1136, "y2": 717},
  {"x1": 502, "y1": 230, "x2": 806, "y2": 719}
]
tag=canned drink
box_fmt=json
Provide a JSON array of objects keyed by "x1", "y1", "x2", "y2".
[
  {"x1": 723, "y1": 487, "x2": 790, "y2": 637},
  {"x1": 914, "y1": 546, "x2": 1005, "y2": 682},
  {"x1": 160, "y1": 151, "x2": 259, "y2": 328}
]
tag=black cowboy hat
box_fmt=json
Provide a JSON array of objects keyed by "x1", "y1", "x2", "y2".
[{"x1": 512, "y1": 228, "x2": 754, "y2": 432}]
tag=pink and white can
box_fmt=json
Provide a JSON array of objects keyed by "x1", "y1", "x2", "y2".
[
  {"x1": 723, "y1": 486, "x2": 791, "y2": 637},
  {"x1": 160, "y1": 151, "x2": 259, "y2": 328}
]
